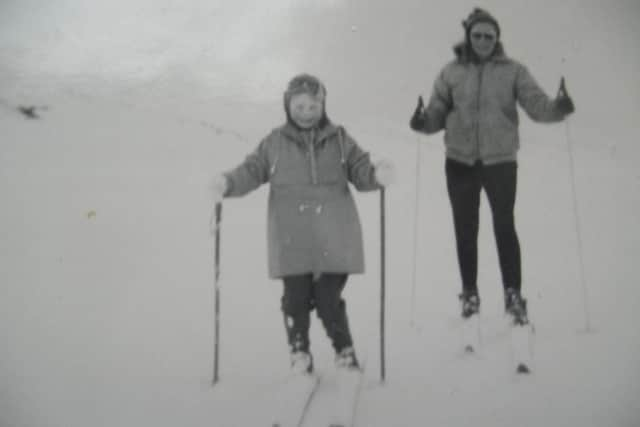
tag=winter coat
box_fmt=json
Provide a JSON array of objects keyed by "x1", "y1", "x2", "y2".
[
  {"x1": 223, "y1": 122, "x2": 380, "y2": 279},
  {"x1": 420, "y1": 43, "x2": 566, "y2": 165}
]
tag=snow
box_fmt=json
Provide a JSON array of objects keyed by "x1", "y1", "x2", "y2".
[{"x1": 1, "y1": 1, "x2": 640, "y2": 426}]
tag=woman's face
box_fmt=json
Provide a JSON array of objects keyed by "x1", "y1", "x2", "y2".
[
  {"x1": 289, "y1": 92, "x2": 324, "y2": 129},
  {"x1": 469, "y1": 22, "x2": 498, "y2": 60}
]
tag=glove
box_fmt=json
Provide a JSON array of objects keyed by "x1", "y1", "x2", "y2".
[
  {"x1": 210, "y1": 174, "x2": 228, "y2": 202},
  {"x1": 374, "y1": 159, "x2": 395, "y2": 187},
  {"x1": 555, "y1": 77, "x2": 575, "y2": 115},
  {"x1": 409, "y1": 96, "x2": 426, "y2": 131}
]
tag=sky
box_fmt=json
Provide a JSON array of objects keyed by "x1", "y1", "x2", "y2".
[{"x1": 2, "y1": 0, "x2": 639, "y2": 142}]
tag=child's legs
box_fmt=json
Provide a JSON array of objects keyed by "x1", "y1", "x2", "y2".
[
  {"x1": 312, "y1": 274, "x2": 353, "y2": 353},
  {"x1": 281, "y1": 274, "x2": 314, "y2": 353}
]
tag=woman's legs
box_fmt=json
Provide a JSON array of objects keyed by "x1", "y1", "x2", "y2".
[
  {"x1": 446, "y1": 159, "x2": 482, "y2": 296},
  {"x1": 481, "y1": 161, "x2": 521, "y2": 292},
  {"x1": 446, "y1": 158, "x2": 525, "y2": 320},
  {"x1": 481, "y1": 162, "x2": 528, "y2": 323}
]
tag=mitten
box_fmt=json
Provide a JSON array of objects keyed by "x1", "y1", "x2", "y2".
[
  {"x1": 409, "y1": 96, "x2": 426, "y2": 131},
  {"x1": 374, "y1": 159, "x2": 395, "y2": 187},
  {"x1": 210, "y1": 174, "x2": 228, "y2": 202},
  {"x1": 555, "y1": 77, "x2": 575, "y2": 115}
]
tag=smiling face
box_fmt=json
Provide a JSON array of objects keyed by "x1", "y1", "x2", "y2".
[
  {"x1": 469, "y1": 22, "x2": 498, "y2": 60},
  {"x1": 288, "y1": 92, "x2": 324, "y2": 129}
]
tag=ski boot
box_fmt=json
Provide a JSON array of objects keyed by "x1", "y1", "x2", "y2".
[
  {"x1": 459, "y1": 291, "x2": 480, "y2": 318},
  {"x1": 335, "y1": 346, "x2": 360, "y2": 371},
  {"x1": 290, "y1": 350, "x2": 313, "y2": 375},
  {"x1": 504, "y1": 288, "x2": 529, "y2": 326}
]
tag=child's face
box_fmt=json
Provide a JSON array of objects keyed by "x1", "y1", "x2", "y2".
[{"x1": 289, "y1": 93, "x2": 324, "y2": 129}]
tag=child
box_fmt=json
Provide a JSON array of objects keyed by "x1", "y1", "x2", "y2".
[{"x1": 211, "y1": 74, "x2": 393, "y2": 374}]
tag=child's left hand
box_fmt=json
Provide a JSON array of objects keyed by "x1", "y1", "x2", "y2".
[
  {"x1": 210, "y1": 174, "x2": 228, "y2": 202},
  {"x1": 374, "y1": 159, "x2": 395, "y2": 187}
]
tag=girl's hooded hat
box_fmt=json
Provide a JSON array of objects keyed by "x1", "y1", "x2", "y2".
[{"x1": 283, "y1": 73, "x2": 329, "y2": 129}]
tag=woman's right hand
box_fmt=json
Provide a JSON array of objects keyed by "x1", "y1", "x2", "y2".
[{"x1": 555, "y1": 77, "x2": 575, "y2": 115}]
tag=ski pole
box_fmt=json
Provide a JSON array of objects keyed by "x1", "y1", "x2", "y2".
[
  {"x1": 212, "y1": 202, "x2": 222, "y2": 385},
  {"x1": 562, "y1": 90, "x2": 593, "y2": 333},
  {"x1": 379, "y1": 187, "x2": 386, "y2": 383},
  {"x1": 410, "y1": 138, "x2": 422, "y2": 327}
]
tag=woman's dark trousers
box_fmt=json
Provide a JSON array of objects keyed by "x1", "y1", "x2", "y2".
[{"x1": 445, "y1": 159, "x2": 521, "y2": 296}]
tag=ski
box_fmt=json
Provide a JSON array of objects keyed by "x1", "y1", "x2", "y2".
[
  {"x1": 504, "y1": 289, "x2": 534, "y2": 374},
  {"x1": 509, "y1": 321, "x2": 534, "y2": 374},
  {"x1": 297, "y1": 361, "x2": 365, "y2": 427},
  {"x1": 271, "y1": 373, "x2": 320, "y2": 427},
  {"x1": 458, "y1": 293, "x2": 481, "y2": 355},
  {"x1": 461, "y1": 313, "x2": 482, "y2": 355},
  {"x1": 326, "y1": 367, "x2": 364, "y2": 427}
]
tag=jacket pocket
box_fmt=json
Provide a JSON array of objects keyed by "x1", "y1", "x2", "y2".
[
  {"x1": 445, "y1": 114, "x2": 475, "y2": 156},
  {"x1": 481, "y1": 113, "x2": 518, "y2": 156}
]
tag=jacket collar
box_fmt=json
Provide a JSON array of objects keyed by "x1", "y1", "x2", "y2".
[{"x1": 279, "y1": 120, "x2": 340, "y2": 146}]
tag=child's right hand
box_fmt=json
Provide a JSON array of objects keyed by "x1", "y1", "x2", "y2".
[{"x1": 210, "y1": 174, "x2": 228, "y2": 202}]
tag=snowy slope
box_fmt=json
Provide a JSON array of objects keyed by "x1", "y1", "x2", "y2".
[
  {"x1": 1, "y1": 86, "x2": 639, "y2": 427},
  {"x1": 1, "y1": 1, "x2": 640, "y2": 426}
]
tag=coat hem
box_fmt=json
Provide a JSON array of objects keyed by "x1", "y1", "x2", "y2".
[{"x1": 445, "y1": 151, "x2": 517, "y2": 166}]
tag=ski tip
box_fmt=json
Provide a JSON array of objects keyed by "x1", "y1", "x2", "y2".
[{"x1": 516, "y1": 363, "x2": 531, "y2": 374}]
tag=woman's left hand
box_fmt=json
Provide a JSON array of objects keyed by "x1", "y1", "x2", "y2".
[{"x1": 409, "y1": 96, "x2": 426, "y2": 131}]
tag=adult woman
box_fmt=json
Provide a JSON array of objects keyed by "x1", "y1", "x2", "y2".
[{"x1": 409, "y1": 8, "x2": 574, "y2": 324}]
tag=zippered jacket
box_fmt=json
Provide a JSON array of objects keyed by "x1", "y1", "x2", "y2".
[
  {"x1": 224, "y1": 122, "x2": 380, "y2": 278},
  {"x1": 420, "y1": 43, "x2": 566, "y2": 165}
]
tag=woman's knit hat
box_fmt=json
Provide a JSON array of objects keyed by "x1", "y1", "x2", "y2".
[{"x1": 462, "y1": 8, "x2": 500, "y2": 39}]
